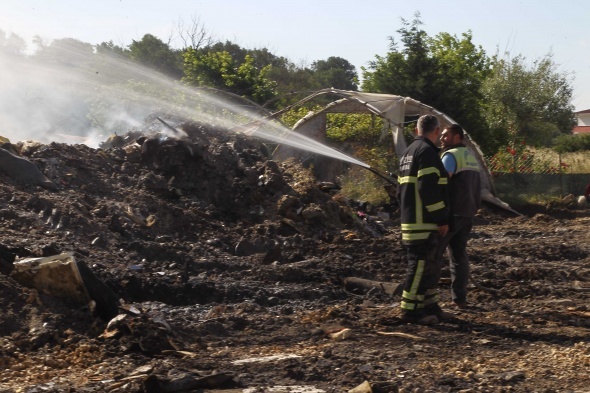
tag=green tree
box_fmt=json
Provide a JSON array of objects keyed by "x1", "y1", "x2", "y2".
[
  {"x1": 188, "y1": 40, "x2": 327, "y2": 108},
  {"x1": 128, "y1": 34, "x2": 182, "y2": 78},
  {"x1": 362, "y1": 15, "x2": 436, "y2": 102},
  {"x1": 182, "y1": 49, "x2": 276, "y2": 104},
  {"x1": 429, "y1": 31, "x2": 491, "y2": 143},
  {"x1": 312, "y1": 56, "x2": 358, "y2": 90},
  {"x1": 482, "y1": 53, "x2": 576, "y2": 148},
  {"x1": 361, "y1": 13, "x2": 492, "y2": 151},
  {"x1": 202, "y1": 41, "x2": 283, "y2": 69}
]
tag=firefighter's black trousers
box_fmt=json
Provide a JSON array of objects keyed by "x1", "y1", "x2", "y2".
[{"x1": 401, "y1": 233, "x2": 441, "y2": 316}]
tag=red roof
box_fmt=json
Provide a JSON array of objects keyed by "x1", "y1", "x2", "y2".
[
  {"x1": 575, "y1": 109, "x2": 590, "y2": 114},
  {"x1": 573, "y1": 126, "x2": 590, "y2": 134}
]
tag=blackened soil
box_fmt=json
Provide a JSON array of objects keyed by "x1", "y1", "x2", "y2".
[{"x1": 0, "y1": 124, "x2": 589, "y2": 392}]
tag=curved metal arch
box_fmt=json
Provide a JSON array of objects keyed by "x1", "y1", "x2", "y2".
[{"x1": 271, "y1": 89, "x2": 517, "y2": 213}]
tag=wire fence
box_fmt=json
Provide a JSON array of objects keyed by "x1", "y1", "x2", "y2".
[{"x1": 484, "y1": 151, "x2": 590, "y2": 200}]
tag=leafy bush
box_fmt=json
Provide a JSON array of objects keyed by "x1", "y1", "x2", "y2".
[
  {"x1": 553, "y1": 134, "x2": 590, "y2": 153},
  {"x1": 326, "y1": 113, "x2": 383, "y2": 142}
]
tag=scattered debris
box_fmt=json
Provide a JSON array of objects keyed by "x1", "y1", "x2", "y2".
[
  {"x1": 375, "y1": 331, "x2": 426, "y2": 340},
  {"x1": 344, "y1": 276, "x2": 402, "y2": 296},
  {"x1": 329, "y1": 328, "x2": 353, "y2": 341},
  {"x1": 232, "y1": 354, "x2": 303, "y2": 365}
]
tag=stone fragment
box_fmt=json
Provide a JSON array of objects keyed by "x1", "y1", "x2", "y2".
[
  {"x1": 348, "y1": 380, "x2": 372, "y2": 393},
  {"x1": 330, "y1": 328, "x2": 353, "y2": 341}
]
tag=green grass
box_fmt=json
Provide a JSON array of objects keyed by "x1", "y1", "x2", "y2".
[{"x1": 501, "y1": 194, "x2": 563, "y2": 207}]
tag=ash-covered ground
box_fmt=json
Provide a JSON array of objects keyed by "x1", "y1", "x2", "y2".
[{"x1": 1, "y1": 121, "x2": 589, "y2": 393}]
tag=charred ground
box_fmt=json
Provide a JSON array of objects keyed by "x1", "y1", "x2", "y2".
[{"x1": 0, "y1": 122, "x2": 589, "y2": 393}]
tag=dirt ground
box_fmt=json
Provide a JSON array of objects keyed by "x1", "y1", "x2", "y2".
[{"x1": 0, "y1": 122, "x2": 589, "y2": 393}]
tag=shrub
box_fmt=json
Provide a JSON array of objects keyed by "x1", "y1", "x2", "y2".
[{"x1": 553, "y1": 133, "x2": 590, "y2": 153}]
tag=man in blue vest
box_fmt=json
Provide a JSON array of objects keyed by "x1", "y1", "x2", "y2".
[
  {"x1": 397, "y1": 114, "x2": 451, "y2": 325},
  {"x1": 439, "y1": 124, "x2": 481, "y2": 309}
]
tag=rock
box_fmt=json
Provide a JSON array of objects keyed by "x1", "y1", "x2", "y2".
[
  {"x1": 348, "y1": 380, "x2": 372, "y2": 393},
  {"x1": 502, "y1": 371, "x2": 525, "y2": 382},
  {"x1": 301, "y1": 204, "x2": 326, "y2": 223},
  {"x1": 11, "y1": 252, "x2": 90, "y2": 306},
  {"x1": 102, "y1": 134, "x2": 126, "y2": 149},
  {"x1": 562, "y1": 194, "x2": 575, "y2": 204},
  {"x1": 235, "y1": 237, "x2": 258, "y2": 256},
  {"x1": 277, "y1": 195, "x2": 302, "y2": 219},
  {"x1": 0, "y1": 147, "x2": 55, "y2": 189}
]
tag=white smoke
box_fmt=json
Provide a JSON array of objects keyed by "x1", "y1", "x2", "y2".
[
  {"x1": 0, "y1": 33, "x2": 368, "y2": 167},
  {"x1": 0, "y1": 44, "x2": 143, "y2": 146}
]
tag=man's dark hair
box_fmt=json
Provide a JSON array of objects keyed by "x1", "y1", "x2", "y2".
[
  {"x1": 416, "y1": 115, "x2": 439, "y2": 135},
  {"x1": 446, "y1": 124, "x2": 465, "y2": 140}
]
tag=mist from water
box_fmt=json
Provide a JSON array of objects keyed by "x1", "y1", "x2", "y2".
[{"x1": 0, "y1": 39, "x2": 369, "y2": 168}]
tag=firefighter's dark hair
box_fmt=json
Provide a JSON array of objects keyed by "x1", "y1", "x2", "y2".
[{"x1": 416, "y1": 115, "x2": 439, "y2": 135}]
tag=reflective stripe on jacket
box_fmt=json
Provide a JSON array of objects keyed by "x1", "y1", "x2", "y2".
[
  {"x1": 397, "y1": 136, "x2": 449, "y2": 245},
  {"x1": 441, "y1": 145, "x2": 481, "y2": 218}
]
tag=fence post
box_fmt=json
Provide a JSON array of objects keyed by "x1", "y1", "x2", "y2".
[{"x1": 559, "y1": 153, "x2": 564, "y2": 197}]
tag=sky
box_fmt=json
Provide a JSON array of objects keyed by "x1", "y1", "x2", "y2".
[{"x1": 1, "y1": 0, "x2": 589, "y2": 111}]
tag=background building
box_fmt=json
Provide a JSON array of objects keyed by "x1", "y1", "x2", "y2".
[{"x1": 573, "y1": 109, "x2": 590, "y2": 135}]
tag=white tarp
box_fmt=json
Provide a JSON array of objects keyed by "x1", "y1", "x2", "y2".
[{"x1": 272, "y1": 88, "x2": 518, "y2": 214}]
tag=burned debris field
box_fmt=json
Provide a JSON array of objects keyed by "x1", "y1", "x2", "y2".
[{"x1": 1, "y1": 122, "x2": 589, "y2": 393}]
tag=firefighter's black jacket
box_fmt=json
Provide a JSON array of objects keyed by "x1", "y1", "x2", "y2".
[{"x1": 397, "y1": 136, "x2": 449, "y2": 245}]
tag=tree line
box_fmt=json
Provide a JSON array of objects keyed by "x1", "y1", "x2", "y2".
[{"x1": 0, "y1": 13, "x2": 579, "y2": 156}]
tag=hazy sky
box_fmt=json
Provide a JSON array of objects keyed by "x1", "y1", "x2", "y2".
[{"x1": 1, "y1": 0, "x2": 589, "y2": 111}]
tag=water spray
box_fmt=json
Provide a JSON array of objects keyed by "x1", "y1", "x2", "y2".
[{"x1": 161, "y1": 112, "x2": 398, "y2": 190}]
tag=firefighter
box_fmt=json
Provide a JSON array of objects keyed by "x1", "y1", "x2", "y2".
[{"x1": 397, "y1": 114, "x2": 451, "y2": 325}]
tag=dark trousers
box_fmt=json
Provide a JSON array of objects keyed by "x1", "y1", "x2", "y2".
[
  {"x1": 438, "y1": 216, "x2": 473, "y2": 305},
  {"x1": 401, "y1": 233, "x2": 441, "y2": 316}
]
